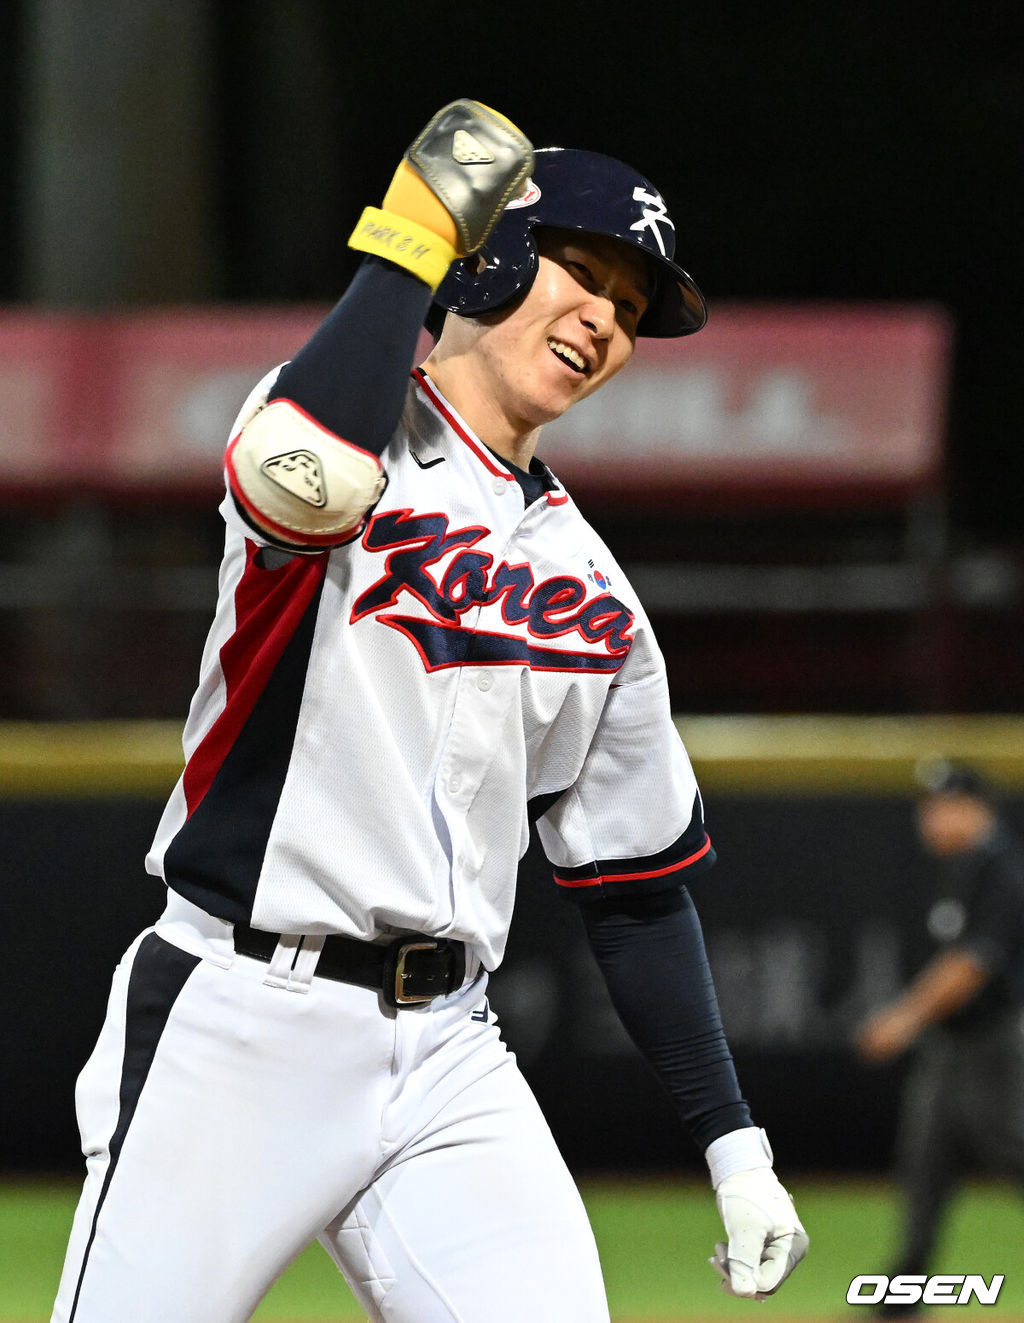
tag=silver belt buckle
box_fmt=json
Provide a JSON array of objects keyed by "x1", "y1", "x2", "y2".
[{"x1": 394, "y1": 939, "x2": 441, "y2": 1005}]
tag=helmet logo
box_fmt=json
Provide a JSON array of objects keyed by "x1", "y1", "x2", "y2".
[
  {"x1": 505, "y1": 179, "x2": 542, "y2": 209},
  {"x1": 630, "y1": 185, "x2": 674, "y2": 256},
  {"x1": 452, "y1": 130, "x2": 495, "y2": 164}
]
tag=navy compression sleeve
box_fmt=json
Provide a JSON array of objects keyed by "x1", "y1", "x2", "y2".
[
  {"x1": 580, "y1": 887, "x2": 753, "y2": 1151},
  {"x1": 267, "y1": 256, "x2": 434, "y2": 455}
]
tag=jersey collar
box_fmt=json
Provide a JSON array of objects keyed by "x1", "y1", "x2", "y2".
[{"x1": 411, "y1": 367, "x2": 568, "y2": 506}]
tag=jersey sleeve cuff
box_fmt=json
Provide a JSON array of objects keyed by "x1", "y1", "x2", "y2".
[{"x1": 552, "y1": 808, "x2": 716, "y2": 903}]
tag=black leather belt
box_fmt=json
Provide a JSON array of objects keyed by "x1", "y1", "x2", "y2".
[{"x1": 234, "y1": 922, "x2": 467, "y2": 1009}]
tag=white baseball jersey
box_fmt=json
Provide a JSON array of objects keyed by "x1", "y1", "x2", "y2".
[{"x1": 147, "y1": 366, "x2": 712, "y2": 970}]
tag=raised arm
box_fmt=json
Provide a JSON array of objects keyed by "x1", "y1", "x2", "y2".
[{"x1": 227, "y1": 100, "x2": 532, "y2": 551}]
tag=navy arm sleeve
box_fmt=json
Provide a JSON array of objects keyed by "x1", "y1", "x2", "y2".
[
  {"x1": 267, "y1": 256, "x2": 434, "y2": 456},
  {"x1": 580, "y1": 886, "x2": 753, "y2": 1152}
]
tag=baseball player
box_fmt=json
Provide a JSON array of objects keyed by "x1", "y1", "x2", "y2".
[
  {"x1": 52, "y1": 101, "x2": 807, "y2": 1322},
  {"x1": 855, "y1": 761, "x2": 1024, "y2": 1317}
]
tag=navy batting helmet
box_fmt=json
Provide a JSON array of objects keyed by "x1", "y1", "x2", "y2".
[{"x1": 431, "y1": 147, "x2": 707, "y2": 338}]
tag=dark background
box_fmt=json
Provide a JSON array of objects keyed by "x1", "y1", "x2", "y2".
[
  {"x1": 3, "y1": 2, "x2": 1020, "y2": 536},
  {"x1": 0, "y1": 789, "x2": 962, "y2": 1176},
  {"x1": 1, "y1": 3, "x2": 1023, "y2": 1180},
  {"x1": 2, "y1": 2, "x2": 1022, "y2": 720}
]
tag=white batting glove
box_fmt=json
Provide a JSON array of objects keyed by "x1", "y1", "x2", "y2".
[{"x1": 705, "y1": 1128, "x2": 808, "y2": 1301}]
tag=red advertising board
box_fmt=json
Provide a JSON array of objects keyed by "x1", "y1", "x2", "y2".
[
  {"x1": 0, "y1": 303, "x2": 951, "y2": 507},
  {"x1": 541, "y1": 303, "x2": 952, "y2": 506},
  {"x1": 0, "y1": 307, "x2": 325, "y2": 494}
]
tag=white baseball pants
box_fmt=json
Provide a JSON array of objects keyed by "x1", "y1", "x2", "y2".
[{"x1": 51, "y1": 895, "x2": 610, "y2": 1323}]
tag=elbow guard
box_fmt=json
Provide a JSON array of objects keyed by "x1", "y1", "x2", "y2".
[{"x1": 225, "y1": 399, "x2": 386, "y2": 548}]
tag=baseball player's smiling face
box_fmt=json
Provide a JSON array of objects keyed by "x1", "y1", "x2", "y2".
[{"x1": 425, "y1": 229, "x2": 652, "y2": 467}]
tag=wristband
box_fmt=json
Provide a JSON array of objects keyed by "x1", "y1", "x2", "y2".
[
  {"x1": 705, "y1": 1126, "x2": 773, "y2": 1188},
  {"x1": 348, "y1": 206, "x2": 457, "y2": 292}
]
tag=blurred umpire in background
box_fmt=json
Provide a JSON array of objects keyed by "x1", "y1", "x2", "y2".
[{"x1": 855, "y1": 761, "x2": 1024, "y2": 1314}]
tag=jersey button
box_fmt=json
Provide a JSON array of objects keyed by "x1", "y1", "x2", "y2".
[
  {"x1": 448, "y1": 773, "x2": 463, "y2": 793},
  {"x1": 492, "y1": 477, "x2": 507, "y2": 495},
  {"x1": 476, "y1": 673, "x2": 493, "y2": 692}
]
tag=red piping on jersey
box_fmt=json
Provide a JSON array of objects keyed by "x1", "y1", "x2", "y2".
[
  {"x1": 412, "y1": 368, "x2": 517, "y2": 482},
  {"x1": 412, "y1": 368, "x2": 570, "y2": 504},
  {"x1": 553, "y1": 837, "x2": 713, "y2": 888},
  {"x1": 181, "y1": 542, "x2": 327, "y2": 816}
]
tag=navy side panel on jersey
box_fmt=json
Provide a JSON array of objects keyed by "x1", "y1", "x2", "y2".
[
  {"x1": 163, "y1": 545, "x2": 328, "y2": 921},
  {"x1": 68, "y1": 933, "x2": 200, "y2": 1319},
  {"x1": 553, "y1": 791, "x2": 715, "y2": 902}
]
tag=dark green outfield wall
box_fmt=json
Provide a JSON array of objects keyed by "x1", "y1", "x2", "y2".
[{"x1": 7, "y1": 782, "x2": 1015, "y2": 1175}]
